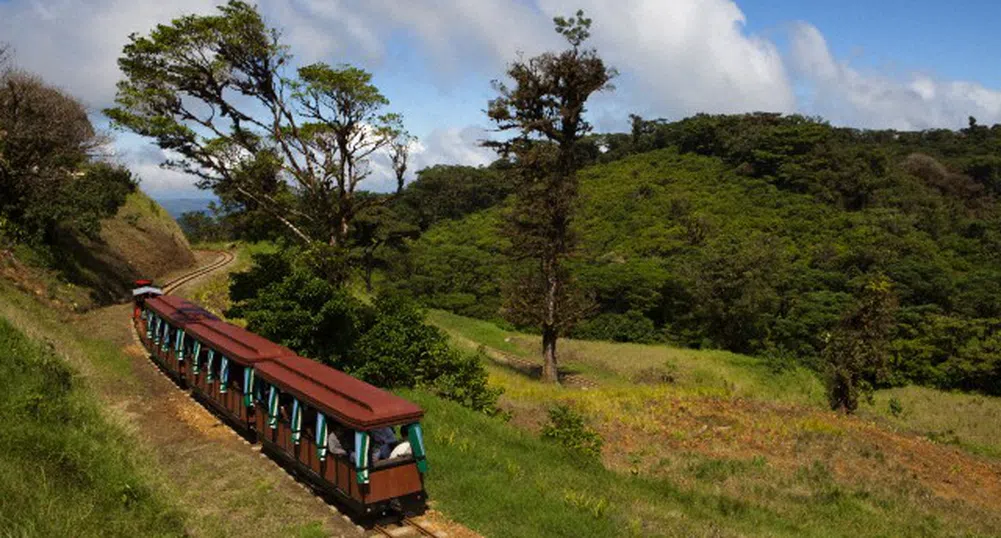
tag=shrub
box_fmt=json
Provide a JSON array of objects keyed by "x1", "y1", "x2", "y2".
[
  {"x1": 888, "y1": 397, "x2": 903, "y2": 417},
  {"x1": 349, "y1": 294, "x2": 501, "y2": 414},
  {"x1": 572, "y1": 310, "x2": 659, "y2": 343},
  {"x1": 541, "y1": 403, "x2": 603, "y2": 460}
]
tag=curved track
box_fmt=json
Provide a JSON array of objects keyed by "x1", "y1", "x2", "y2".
[{"x1": 161, "y1": 250, "x2": 235, "y2": 294}]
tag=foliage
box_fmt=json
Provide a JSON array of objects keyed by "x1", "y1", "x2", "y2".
[
  {"x1": 824, "y1": 275, "x2": 899, "y2": 413},
  {"x1": 0, "y1": 68, "x2": 135, "y2": 245},
  {"x1": 398, "y1": 112, "x2": 1001, "y2": 397},
  {"x1": 350, "y1": 294, "x2": 501, "y2": 413},
  {"x1": 177, "y1": 210, "x2": 225, "y2": 243},
  {"x1": 105, "y1": 1, "x2": 409, "y2": 247},
  {"x1": 228, "y1": 249, "x2": 500, "y2": 413},
  {"x1": 0, "y1": 317, "x2": 186, "y2": 536},
  {"x1": 393, "y1": 164, "x2": 516, "y2": 231},
  {"x1": 486, "y1": 10, "x2": 616, "y2": 382},
  {"x1": 541, "y1": 403, "x2": 603, "y2": 460},
  {"x1": 571, "y1": 310, "x2": 659, "y2": 343}
]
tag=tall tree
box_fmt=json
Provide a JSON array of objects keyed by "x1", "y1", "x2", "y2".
[
  {"x1": 389, "y1": 128, "x2": 416, "y2": 194},
  {"x1": 104, "y1": 1, "x2": 408, "y2": 248},
  {"x1": 0, "y1": 69, "x2": 104, "y2": 242},
  {"x1": 824, "y1": 275, "x2": 898, "y2": 413},
  {"x1": 486, "y1": 10, "x2": 616, "y2": 383}
]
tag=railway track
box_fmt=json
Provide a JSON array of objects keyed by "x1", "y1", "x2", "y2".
[
  {"x1": 161, "y1": 250, "x2": 235, "y2": 294},
  {"x1": 373, "y1": 516, "x2": 439, "y2": 538}
]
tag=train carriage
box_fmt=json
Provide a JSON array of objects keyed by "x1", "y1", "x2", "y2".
[
  {"x1": 130, "y1": 287, "x2": 430, "y2": 519},
  {"x1": 184, "y1": 318, "x2": 296, "y2": 435},
  {"x1": 254, "y1": 354, "x2": 428, "y2": 517},
  {"x1": 141, "y1": 295, "x2": 217, "y2": 385}
]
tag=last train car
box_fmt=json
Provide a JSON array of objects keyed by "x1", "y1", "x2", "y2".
[
  {"x1": 141, "y1": 295, "x2": 218, "y2": 386},
  {"x1": 254, "y1": 354, "x2": 429, "y2": 517}
]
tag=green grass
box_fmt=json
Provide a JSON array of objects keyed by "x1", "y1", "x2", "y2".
[
  {"x1": 0, "y1": 317, "x2": 186, "y2": 537},
  {"x1": 428, "y1": 308, "x2": 826, "y2": 406},
  {"x1": 866, "y1": 386, "x2": 1001, "y2": 458},
  {"x1": 405, "y1": 389, "x2": 991, "y2": 538}
]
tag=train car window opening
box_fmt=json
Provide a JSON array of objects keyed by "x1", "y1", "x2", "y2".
[
  {"x1": 219, "y1": 356, "x2": 230, "y2": 393},
  {"x1": 243, "y1": 367, "x2": 256, "y2": 408},
  {"x1": 206, "y1": 349, "x2": 216, "y2": 382},
  {"x1": 191, "y1": 340, "x2": 203, "y2": 374}
]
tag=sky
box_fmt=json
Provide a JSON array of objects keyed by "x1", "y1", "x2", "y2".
[{"x1": 2, "y1": 0, "x2": 1000, "y2": 200}]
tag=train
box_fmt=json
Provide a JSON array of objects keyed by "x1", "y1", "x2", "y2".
[{"x1": 131, "y1": 281, "x2": 428, "y2": 518}]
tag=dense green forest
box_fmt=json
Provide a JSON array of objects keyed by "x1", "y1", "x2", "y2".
[{"x1": 389, "y1": 114, "x2": 1001, "y2": 395}]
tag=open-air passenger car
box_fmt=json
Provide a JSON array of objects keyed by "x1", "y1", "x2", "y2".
[
  {"x1": 254, "y1": 354, "x2": 428, "y2": 517},
  {"x1": 184, "y1": 318, "x2": 296, "y2": 436},
  {"x1": 131, "y1": 288, "x2": 430, "y2": 518},
  {"x1": 141, "y1": 295, "x2": 217, "y2": 385}
]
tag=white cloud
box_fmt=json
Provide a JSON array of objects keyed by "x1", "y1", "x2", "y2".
[
  {"x1": 0, "y1": 0, "x2": 221, "y2": 109},
  {"x1": 790, "y1": 22, "x2": 1001, "y2": 130},
  {"x1": 536, "y1": 0, "x2": 797, "y2": 118},
  {"x1": 119, "y1": 143, "x2": 207, "y2": 199},
  {"x1": 8, "y1": 0, "x2": 1001, "y2": 200}
]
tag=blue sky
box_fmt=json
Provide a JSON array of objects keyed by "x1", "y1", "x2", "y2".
[{"x1": 3, "y1": 0, "x2": 1001, "y2": 199}]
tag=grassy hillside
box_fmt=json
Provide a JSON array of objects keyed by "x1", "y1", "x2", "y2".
[
  {"x1": 0, "y1": 315, "x2": 185, "y2": 536},
  {"x1": 423, "y1": 310, "x2": 1001, "y2": 537},
  {"x1": 2, "y1": 190, "x2": 195, "y2": 309}
]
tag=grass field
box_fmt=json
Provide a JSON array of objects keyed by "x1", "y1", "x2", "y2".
[
  {"x1": 0, "y1": 317, "x2": 186, "y2": 537},
  {"x1": 424, "y1": 309, "x2": 1001, "y2": 537}
]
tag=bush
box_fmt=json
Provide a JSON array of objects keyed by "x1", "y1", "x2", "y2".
[
  {"x1": 572, "y1": 311, "x2": 659, "y2": 343},
  {"x1": 230, "y1": 253, "x2": 501, "y2": 414},
  {"x1": 349, "y1": 295, "x2": 501, "y2": 414},
  {"x1": 541, "y1": 403, "x2": 603, "y2": 460},
  {"x1": 888, "y1": 397, "x2": 903, "y2": 417}
]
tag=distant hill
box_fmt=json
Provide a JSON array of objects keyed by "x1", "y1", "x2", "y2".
[{"x1": 158, "y1": 197, "x2": 215, "y2": 219}]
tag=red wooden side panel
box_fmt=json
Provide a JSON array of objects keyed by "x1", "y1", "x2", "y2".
[
  {"x1": 299, "y1": 437, "x2": 320, "y2": 474},
  {"x1": 368, "y1": 464, "x2": 422, "y2": 503},
  {"x1": 335, "y1": 459, "x2": 356, "y2": 501}
]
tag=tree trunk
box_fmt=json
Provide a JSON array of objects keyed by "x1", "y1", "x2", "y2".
[
  {"x1": 541, "y1": 256, "x2": 560, "y2": 384},
  {"x1": 541, "y1": 323, "x2": 559, "y2": 383}
]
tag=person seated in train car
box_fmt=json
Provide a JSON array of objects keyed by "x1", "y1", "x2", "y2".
[
  {"x1": 369, "y1": 426, "x2": 398, "y2": 462},
  {"x1": 327, "y1": 423, "x2": 350, "y2": 457},
  {"x1": 389, "y1": 424, "x2": 413, "y2": 460}
]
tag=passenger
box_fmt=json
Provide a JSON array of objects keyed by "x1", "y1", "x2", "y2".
[
  {"x1": 327, "y1": 424, "x2": 348, "y2": 457},
  {"x1": 389, "y1": 424, "x2": 413, "y2": 459},
  {"x1": 370, "y1": 426, "x2": 397, "y2": 462}
]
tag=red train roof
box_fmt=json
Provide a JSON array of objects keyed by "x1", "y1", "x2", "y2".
[
  {"x1": 146, "y1": 295, "x2": 218, "y2": 326},
  {"x1": 256, "y1": 354, "x2": 424, "y2": 431},
  {"x1": 185, "y1": 318, "x2": 296, "y2": 365}
]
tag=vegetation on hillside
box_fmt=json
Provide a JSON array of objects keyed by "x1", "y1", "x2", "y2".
[
  {"x1": 392, "y1": 114, "x2": 1001, "y2": 400},
  {"x1": 0, "y1": 47, "x2": 193, "y2": 304},
  {"x1": 0, "y1": 317, "x2": 185, "y2": 536},
  {"x1": 226, "y1": 246, "x2": 500, "y2": 414}
]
